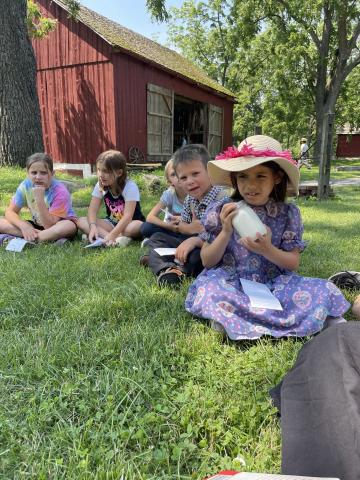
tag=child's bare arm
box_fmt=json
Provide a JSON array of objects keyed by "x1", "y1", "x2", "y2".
[
  {"x1": 146, "y1": 201, "x2": 179, "y2": 233},
  {"x1": 32, "y1": 186, "x2": 59, "y2": 229},
  {"x1": 177, "y1": 219, "x2": 204, "y2": 235},
  {"x1": 175, "y1": 236, "x2": 203, "y2": 264},
  {"x1": 87, "y1": 196, "x2": 102, "y2": 242},
  {"x1": 200, "y1": 203, "x2": 237, "y2": 268}
]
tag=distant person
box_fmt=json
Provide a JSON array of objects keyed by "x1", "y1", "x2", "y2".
[
  {"x1": 0, "y1": 152, "x2": 77, "y2": 245},
  {"x1": 77, "y1": 150, "x2": 144, "y2": 247},
  {"x1": 298, "y1": 137, "x2": 311, "y2": 169},
  {"x1": 140, "y1": 158, "x2": 187, "y2": 244},
  {"x1": 142, "y1": 144, "x2": 224, "y2": 287},
  {"x1": 185, "y1": 135, "x2": 349, "y2": 339}
]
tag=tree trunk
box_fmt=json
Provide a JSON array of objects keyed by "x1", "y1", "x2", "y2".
[{"x1": 0, "y1": 0, "x2": 43, "y2": 167}]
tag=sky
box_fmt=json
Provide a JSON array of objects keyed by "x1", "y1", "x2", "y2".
[{"x1": 80, "y1": 0, "x2": 184, "y2": 45}]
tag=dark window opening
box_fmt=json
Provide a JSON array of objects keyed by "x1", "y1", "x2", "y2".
[{"x1": 173, "y1": 95, "x2": 207, "y2": 151}]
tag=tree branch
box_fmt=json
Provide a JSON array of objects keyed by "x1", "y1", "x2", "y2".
[{"x1": 276, "y1": 0, "x2": 321, "y2": 50}]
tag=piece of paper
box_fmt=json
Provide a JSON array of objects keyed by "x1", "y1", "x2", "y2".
[
  {"x1": 154, "y1": 247, "x2": 177, "y2": 256},
  {"x1": 5, "y1": 238, "x2": 34, "y2": 252},
  {"x1": 84, "y1": 238, "x2": 105, "y2": 248},
  {"x1": 240, "y1": 278, "x2": 283, "y2": 311}
]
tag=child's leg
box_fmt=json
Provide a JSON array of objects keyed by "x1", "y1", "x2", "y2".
[
  {"x1": 140, "y1": 221, "x2": 179, "y2": 239},
  {"x1": 0, "y1": 218, "x2": 24, "y2": 236},
  {"x1": 147, "y1": 232, "x2": 187, "y2": 276},
  {"x1": 36, "y1": 220, "x2": 77, "y2": 242},
  {"x1": 77, "y1": 217, "x2": 113, "y2": 238},
  {"x1": 123, "y1": 220, "x2": 143, "y2": 239},
  {"x1": 183, "y1": 247, "x2": 203, "y2": 277}
]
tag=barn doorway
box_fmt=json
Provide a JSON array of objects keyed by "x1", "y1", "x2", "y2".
[
  {"x1": 147, "y1": 83, "x2": 224, "y2": 162},
  {"x1": 173, "y1": 95, "x2": 207, "y2": 150}
]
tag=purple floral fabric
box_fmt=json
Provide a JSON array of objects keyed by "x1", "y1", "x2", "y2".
[{"x1": 185, "y1": 198, "x2": 350, "y2": 340}]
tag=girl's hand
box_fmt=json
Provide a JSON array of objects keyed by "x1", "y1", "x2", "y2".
[
  {"x1": 103, "y1": 231, "x2": 118, "y2": 246},
  {"x1": 241, "y1": 226, "x2": 272, "y2": 254},
  {"x1": 88, "y1": 224, "x2": 98, "y2": 243},
  {"x1": 20, "y1": 223, "x2": 39, "y2": 241},
  {"x1": 220, "y1": 203, "x2": 238, "y2": 234},
  {"x1": 33, "y1": 186, "x2": 45, "y2": 202}
]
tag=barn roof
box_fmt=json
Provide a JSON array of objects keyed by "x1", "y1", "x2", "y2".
[{"x1": 53, "y1": 0, "x2": 234, "y2": 99}]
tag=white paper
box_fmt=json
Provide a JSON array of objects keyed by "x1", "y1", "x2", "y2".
[
  {"x1": 232, "y1": 473, "x2": 338, "y2": 480},
  {"x1": 84, "y1": 238, "x2": 105, "y2": 248},
  {"x1": 5, "y1": 238, "x2": 34, "y2": 252},
  {"x1": 240, "y1": 278, "x2": 283, "y2": 311},
  {"x1": 154, "y1": 247, "x2": 177, "y2": 256}
]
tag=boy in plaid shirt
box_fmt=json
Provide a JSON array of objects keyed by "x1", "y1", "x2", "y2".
[{"x1": 141, "y1": 144, "x2": 224, "y2": 287}]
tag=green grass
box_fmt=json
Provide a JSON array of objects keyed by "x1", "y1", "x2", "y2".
[{"x1": 0, "y1": 164, "x2": 359, "y2": 479}]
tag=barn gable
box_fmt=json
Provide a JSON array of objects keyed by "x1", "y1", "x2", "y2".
[
  {"x1": 53, "y1": 0, "x2": 234, "y2": 99},
  {"x1": 32, "y1": 0, "x2": 235, "y2": 173}
]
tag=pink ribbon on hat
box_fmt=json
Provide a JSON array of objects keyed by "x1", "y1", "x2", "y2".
[{"x1": 215, "y1": 143, "x2": 297, "y2": 165}]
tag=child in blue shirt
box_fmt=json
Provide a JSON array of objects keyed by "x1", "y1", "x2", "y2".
[{"x1": 140, "y1": 158, "x2": 186, "y2": 240}]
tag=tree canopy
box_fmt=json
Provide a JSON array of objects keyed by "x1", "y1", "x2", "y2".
[{"x1": 167, "y1": 1, "x2": 360, "y2": 161}]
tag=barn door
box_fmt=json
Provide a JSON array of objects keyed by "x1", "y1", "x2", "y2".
[
  {"x1": 207, "y1": 104, "x2": 223, "y2": 158},
  {"x1": 147, "y1": 83, "x2": 174, "y2": 162}
]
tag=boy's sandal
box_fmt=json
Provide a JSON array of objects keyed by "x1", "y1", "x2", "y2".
[{"x1": 157, "y1": 267, "x2": 185, "y2": 288}]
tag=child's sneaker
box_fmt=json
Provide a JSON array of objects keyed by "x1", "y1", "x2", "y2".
[
  {"x1": 0, "y1": 234, "x2": 16, "y2": 246},
  {"x1": 81, "y1": 233, "x2": 89, "y2": 244},
  {"x1": 328, "y1": 271, "x2": 360, "y2": 290},
  {"x1": 141, "y1": 237, "x2": 150, "y2": 248},
  {"x1": 115, "y1": 236, "x2": 132, "y2": 248},
  {"x1": 157, "y1": 267, "x2": 185, "y2": 288}
]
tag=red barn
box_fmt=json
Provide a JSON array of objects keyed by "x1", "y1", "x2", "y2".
[
  {"x1": 336, "y1": 126, "x2": 360, "y2": 158},
  {"x1": 32, "y1": 0, "x2": 235, "y2": 176}
]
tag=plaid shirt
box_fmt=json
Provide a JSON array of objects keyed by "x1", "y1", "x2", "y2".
[{"x1": 181, "y1": 186, "x2": 225, "y2": 223}]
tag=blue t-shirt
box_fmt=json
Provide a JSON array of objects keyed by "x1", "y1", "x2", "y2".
[{"x1": 160, "y1": 188, "x2": 183, "y2": 216}]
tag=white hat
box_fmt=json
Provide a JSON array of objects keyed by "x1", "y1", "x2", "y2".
[{"x1": 208, "y1": 135, "x2": 300, "y2": 195}]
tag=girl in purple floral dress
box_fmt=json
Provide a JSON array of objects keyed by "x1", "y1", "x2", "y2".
[{"x1": 185, "y1": 135, "x2": 349, "y2": 340}]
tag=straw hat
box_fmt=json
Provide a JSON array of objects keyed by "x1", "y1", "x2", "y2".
[
  {"x1": 208, "y1": 135, "x2": 300, "y2": 195},
  {"x1": 301, "y1": 137, "x2": 307, "y2": 142}
]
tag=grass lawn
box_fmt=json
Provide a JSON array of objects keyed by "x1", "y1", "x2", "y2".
[{"x1": 0, "y1": 162, "x2": 359, "y2": 479}]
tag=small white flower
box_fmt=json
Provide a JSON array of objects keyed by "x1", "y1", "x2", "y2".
[{"x1": 234, "y1": 455, "x2": 246, "y2": 466}]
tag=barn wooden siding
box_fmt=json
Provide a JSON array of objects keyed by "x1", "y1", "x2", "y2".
[
  {"x1": 336, "y1": 134, "x2": 360, "y2": 157},
  {"x1": 113, "y1": 54, "x2": 233, "y2": 160},
  {"x1": 33, "y1": 0, "x2": 234, "y2": 167},
  {"x1": 33, "y1": 1, "x2": 117, "y2": 165}
]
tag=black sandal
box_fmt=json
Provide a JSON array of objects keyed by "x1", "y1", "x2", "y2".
[{"x1": 157, "y1": 267, "x2": 185, "y2": 288}]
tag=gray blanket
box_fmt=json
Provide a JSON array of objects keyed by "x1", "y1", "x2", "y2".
[{"x1": 270, "y1": 322, "x2": 360, "y2": 479}]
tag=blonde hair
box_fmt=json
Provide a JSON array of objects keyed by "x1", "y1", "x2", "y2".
[{"x1": 164, "y1": 158, "x2": 174, "y2": 182}]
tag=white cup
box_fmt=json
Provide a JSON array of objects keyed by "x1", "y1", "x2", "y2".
[{"x1": 232, "y1": 201, "x2": 267, "y2": 240}]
